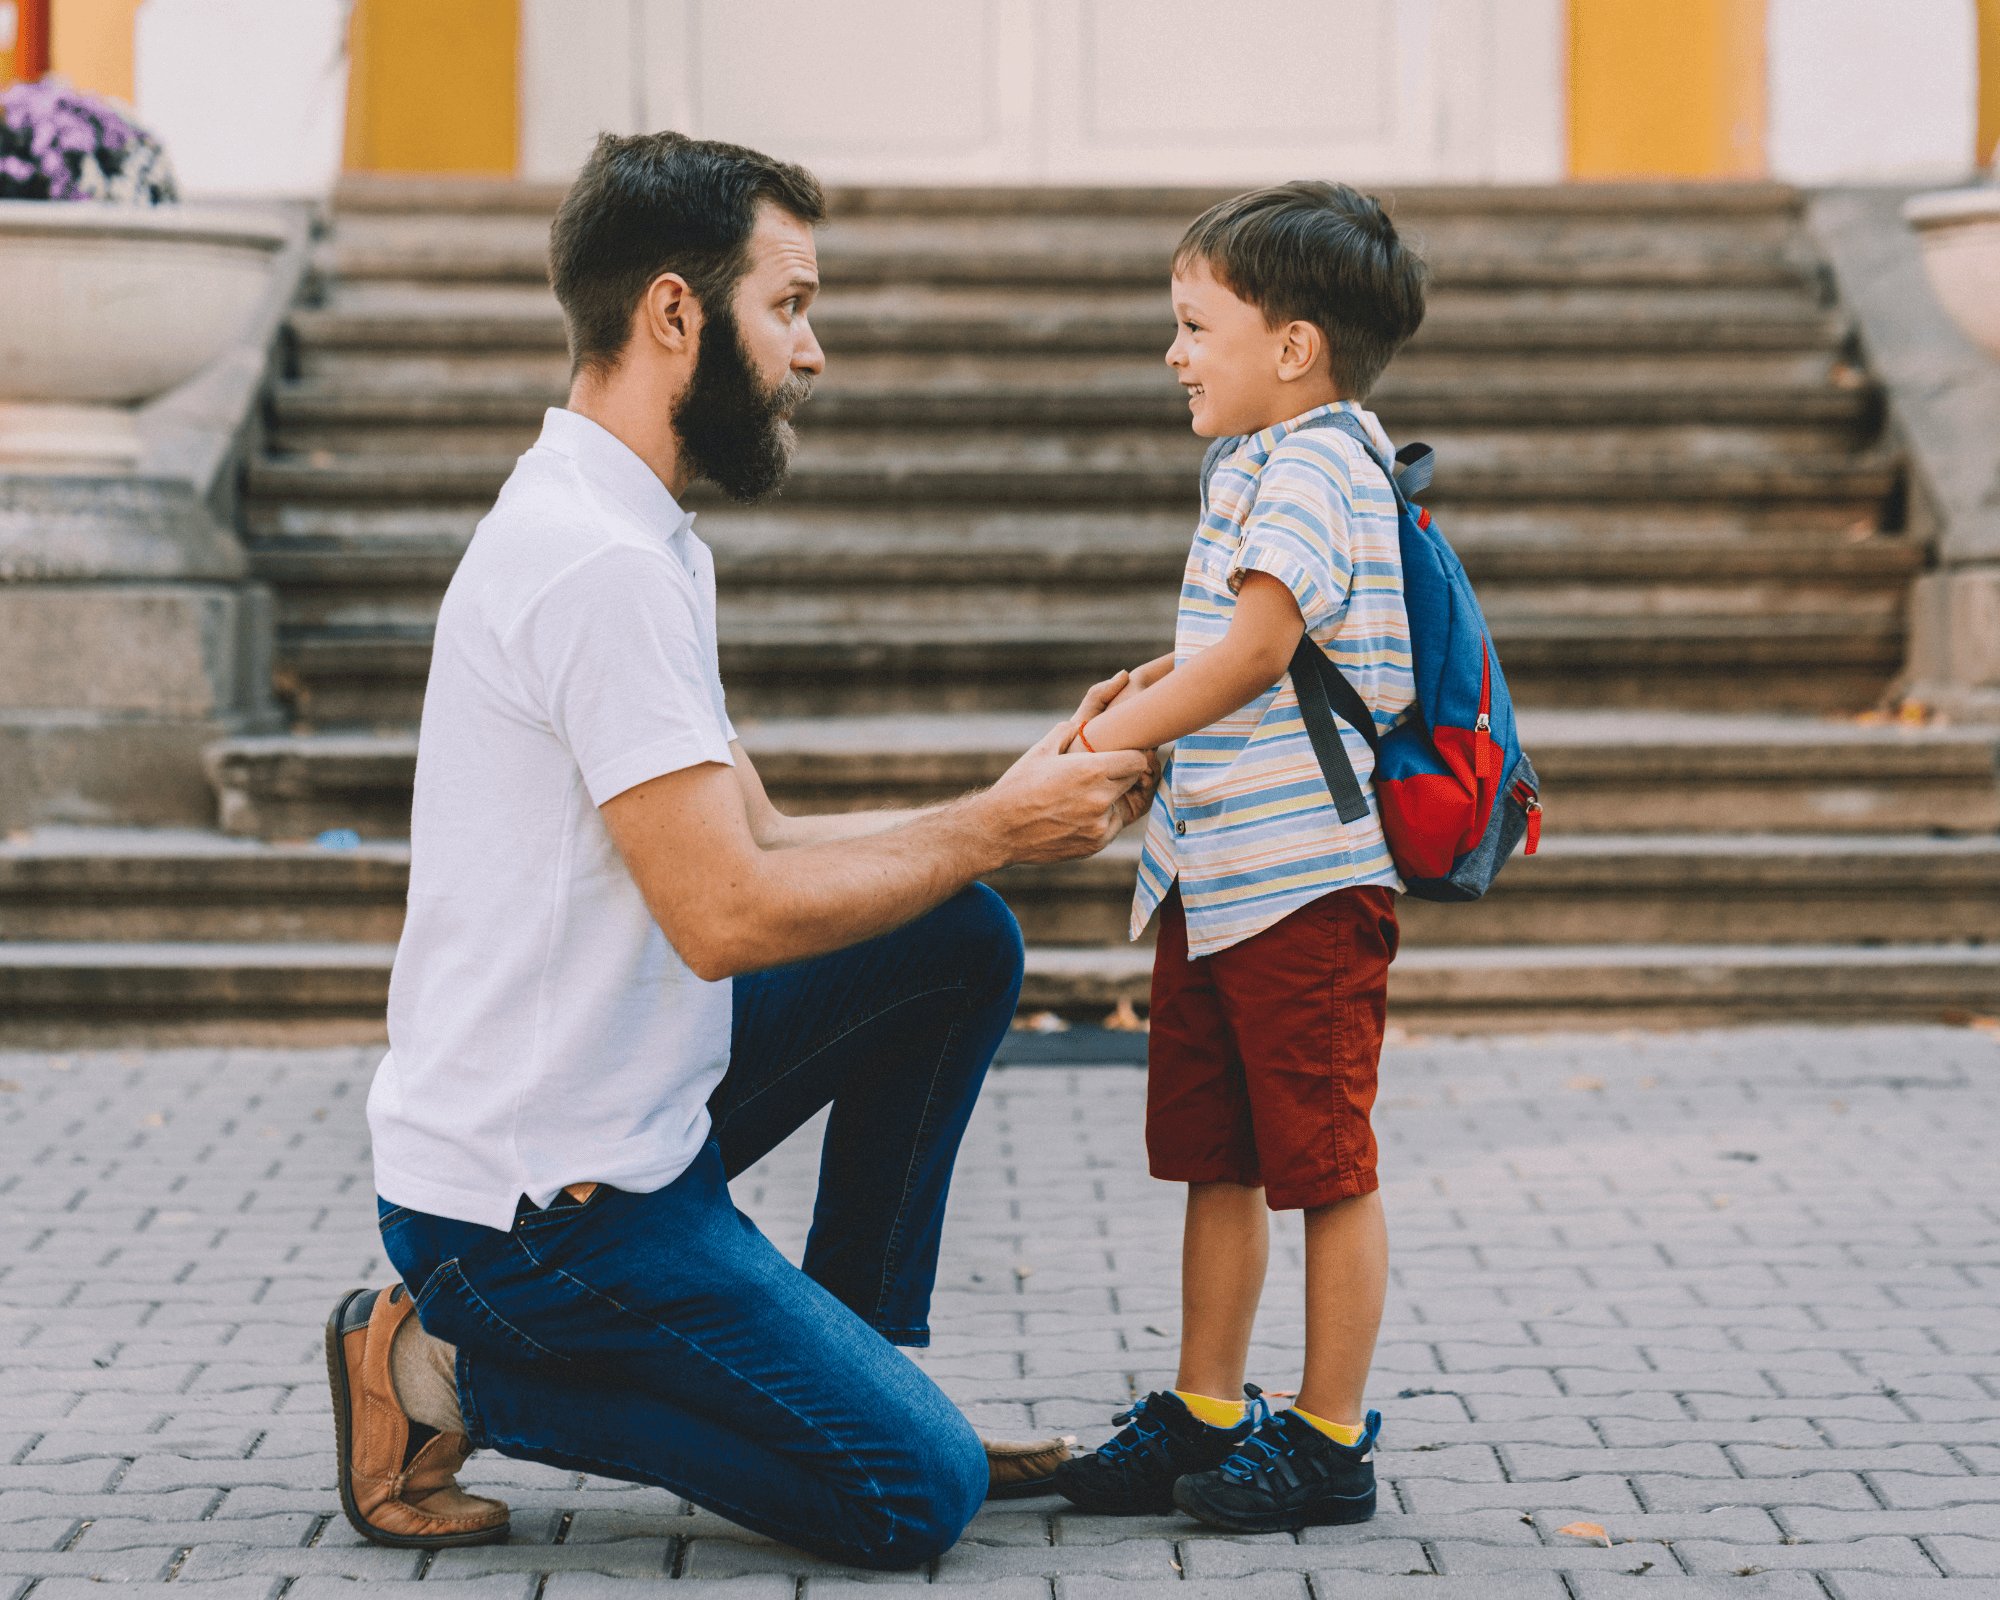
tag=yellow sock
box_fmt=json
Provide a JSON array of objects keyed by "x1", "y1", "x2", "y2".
[
  {"x1": 1292, "y1": 1406, "x2": 1366, "y2": 1446},
  {"x1": 1173, "y1": 1389, "x2": 1246, "y2": 1429}
]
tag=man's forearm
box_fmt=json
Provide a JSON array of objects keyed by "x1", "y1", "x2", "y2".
[
  {"x1": 757, "y1": 804, "x2": 938, "y2": 848},
  {"x1": 702, "y1": 796, "x2": 1009, "y2": 978}
]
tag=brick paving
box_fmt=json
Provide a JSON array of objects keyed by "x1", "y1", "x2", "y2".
[{"x1": 2, "y1": 1025, "x2": 1998, "y2": 1597}]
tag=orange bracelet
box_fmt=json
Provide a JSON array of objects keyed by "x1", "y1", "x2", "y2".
[{"x1": 1075, "y1": 722, "x2": 1098, "y2": 753}]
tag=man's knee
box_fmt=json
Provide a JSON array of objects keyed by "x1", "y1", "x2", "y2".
[
  {"x1": 845, "y1": 1413, "x2": 987, "y2": 1569},
  {"x1": 932, "y1": 882, "x2": 1025, "y2": 1004}
]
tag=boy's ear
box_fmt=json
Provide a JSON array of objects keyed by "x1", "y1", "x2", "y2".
[{"x1": 1274, "y1": 318, "x2": 1326, "y2": 384}]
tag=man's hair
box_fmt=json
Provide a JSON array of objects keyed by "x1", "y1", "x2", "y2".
[
  {"x1": 1174, "y1": 180, "x2": 1427, "y2": 398},
  {"x1": 548, "y1": 131, "x2": 826, "y2": 378}
]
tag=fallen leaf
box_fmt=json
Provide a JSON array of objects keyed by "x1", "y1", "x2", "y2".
[
  {"x1": 1015, "y1": 1011, "x2": 1070, "y2": 1034},
  {"x1": 140, "y1": 1112, "x2": 165, "y2": 1128},
  {"x1": 1709, "y1": 1193, "x2": 1732, "y2": 1209},
  {"x1": 1558, "y1": 1521, "x2": 1612, "y2": 1547},
  {"x1": 1566, "y1": 1074, "x2": 1606, "y2": 1092},
  {"x1": 0, "y1": 1080, "x2": 18, "y2": 1093},
  {"x1": 1896, "y1": 698, "x2": 1934, "y2": 726},
  {"x1": 1012, "y1": 1263, "x2": 1034, "y2": 1281}
]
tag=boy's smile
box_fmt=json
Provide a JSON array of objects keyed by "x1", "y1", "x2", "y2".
[{"x1": 1167, "y1": 257, "x2": 1344, "y2": 439}]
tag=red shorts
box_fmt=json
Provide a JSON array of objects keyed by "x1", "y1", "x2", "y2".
[{"x1": 1147, "y1": 884, "x2": 1399, "y2": 1211}]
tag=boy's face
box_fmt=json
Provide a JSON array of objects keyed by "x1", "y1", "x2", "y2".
[{"x1": 1167, "y1": 257, "x2": 1332, "y2": 438}]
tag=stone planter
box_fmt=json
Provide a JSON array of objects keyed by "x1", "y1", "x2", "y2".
[
  {"x1": 0, "y1": 201, "x2": 289, "y2": 465},
  {"x1": 0, "y1": 201, "x2": 305, "y2": 829},
  {"x1": 1904, "y1": 184, "x2": 2000, "y2": 361}
]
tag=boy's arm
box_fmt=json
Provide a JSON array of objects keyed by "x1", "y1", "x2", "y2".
[{"x1": 1079, "y1": 575, "x2": 1304, "y2": 752}]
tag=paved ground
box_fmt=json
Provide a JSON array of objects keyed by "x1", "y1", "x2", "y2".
[{"x1": 2, "y1": 1026, "x2": 1997, "y2": 1599}]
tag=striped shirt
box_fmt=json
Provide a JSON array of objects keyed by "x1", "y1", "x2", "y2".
[{"x1": 1131, "y1": 400, "x2": 1415, "y2": 957}]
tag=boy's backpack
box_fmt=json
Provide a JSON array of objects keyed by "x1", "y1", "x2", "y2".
[{"x1": 1199, "y1": 412, "x2": 1541, "y2": 902}]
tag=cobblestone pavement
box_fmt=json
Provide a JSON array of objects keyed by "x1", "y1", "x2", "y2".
[{"x1": 3, "y1": 1026, "x2": 1998, "y2": 1599}]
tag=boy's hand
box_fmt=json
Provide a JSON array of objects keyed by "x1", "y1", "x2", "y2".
[{"x1": 1067, "y1": 670, "x2": 1163, "y2": 819}]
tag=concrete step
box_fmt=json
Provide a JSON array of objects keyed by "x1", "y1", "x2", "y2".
[
  {"x1": 997, "y1": 834, "x2": 2000, "y2": 948},
  {"x1": 205, "y1": 713, "x2": 2000, "y2": 842},
  {"x1": 289, "y1": 283, "x2": 1847, "y2": 359},
  {"x1": 329, "y1": 177, "x2": 1810, "y2": 221},
  {"x1": 244, "y1": 509, "x2": 1922, "y2": 597},
  {"x1": 7, "y1": 829, "x2": 1995, "y2": 950},
  {"x1": 321, "y1": 204, "x2": 1821, "y2": 292},
  {"x1": 1, "y1": 939, "x2": 1992, "y2": 1046},
  {"x1": 268, "y1": 600, "x2": 1904, "y2": 725},
  {"x1": 244, "y1": 442, "x2": 1897, "y2": 513},
  {"x1": 269, "y1": 365, "x2": 1878, "y2": 441},
  {"x1": 1018, "y1": 942, "x2": 2000, "y2": 1029}
]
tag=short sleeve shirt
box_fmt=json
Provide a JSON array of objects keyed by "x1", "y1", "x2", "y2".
[
  {"x1": 1131, "y1": 400, "x2": 1415, "y2": 957},
  {"x1": 366, "y1": 409, "x2": 738, "y2": 1230}
]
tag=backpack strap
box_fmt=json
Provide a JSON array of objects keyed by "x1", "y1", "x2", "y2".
[{"x1": 1194, "y1": 413, "x2": 1424, "y2": 826}]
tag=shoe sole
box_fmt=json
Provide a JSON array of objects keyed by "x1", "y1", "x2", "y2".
[
  {"x1": 323, "y1": 1287, "x2": 510, "y2": 1550},
  {"x1": 1172, "y1": 1477, "x2": 1376, "y2": 1533}
]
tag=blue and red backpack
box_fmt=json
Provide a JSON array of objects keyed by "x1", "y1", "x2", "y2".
[{"x1": 1200, "y1": 412, "x2": 1541, "y2": 902}]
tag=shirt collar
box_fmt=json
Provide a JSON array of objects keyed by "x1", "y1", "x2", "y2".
[
  {"x1": 1249, "y1": 398, "x2": 1383, "y2": 458},
  {"x1": 533, "y1": 408, "x2": 697, "y2": 550}
]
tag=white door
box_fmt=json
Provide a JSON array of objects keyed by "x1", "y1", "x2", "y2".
[{"x1": 522, "y1": 0, "x2": 1565, "y2": 184}]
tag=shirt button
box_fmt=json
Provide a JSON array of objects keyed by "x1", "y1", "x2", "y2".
[{"x1": 1175, "y1": 820, "x2": 1186, "y2": 836}]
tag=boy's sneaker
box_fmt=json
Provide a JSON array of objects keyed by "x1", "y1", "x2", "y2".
[
  {"x1": 1052, "y1": 1388, "x2": 1265, "y2": 1515},
  {"x1": 1172, "y1": 1407, "x2": 1381, "y2": 1533}
]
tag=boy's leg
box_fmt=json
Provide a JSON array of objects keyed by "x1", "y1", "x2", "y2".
[
  {"x1": 1145, "y1": 888, "x2": 1269, "y2": 1402},
  {"x1": 713, "y1": 882, "x2": 1023, "y2": 1345},
  {"x1": 1165, "y1": 885, "x2": 1398, "y2": 1533},
  {"x1": 1052, "y1": 891, "x2": 1268, "y2": 1515},
  {"x1": 1175, "y1": 1180, "x2": 1269, "y2": 1402},
  {"x1": 1213, "y1": 884, "x2": 1400, "y2": 1429},
  {"x1": 376, "y1": 1149, "x2": 988, "y2": 1570},
  {"x1": 1298, "y1": 1189, "x2": 1389, "y2": 1424}
]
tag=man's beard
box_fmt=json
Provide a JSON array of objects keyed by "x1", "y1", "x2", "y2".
[{"x1": 671, "y1": 305, "x2": 813, "y2": 504}]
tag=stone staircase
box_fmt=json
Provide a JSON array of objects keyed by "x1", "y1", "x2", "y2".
[{"x1": 4, "y1": 178, "x2": 1997, "y2": 1042}]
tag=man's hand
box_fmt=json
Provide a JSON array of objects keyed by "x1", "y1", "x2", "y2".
[{"x1": 981, "y1": 721, "x2": 1153, "y2": 865}]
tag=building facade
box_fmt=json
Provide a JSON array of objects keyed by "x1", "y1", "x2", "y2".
[{"x1": 2, "y1": 0, "x2": 1996, "y2": 195}]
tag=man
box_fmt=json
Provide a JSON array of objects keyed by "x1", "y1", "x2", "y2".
[{"x1": 324, "y1": 132, "x2": 1154, "y2": 1570}]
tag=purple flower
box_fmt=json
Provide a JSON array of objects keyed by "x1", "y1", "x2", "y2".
[{"x1": 0, "y1": 78, "x2": 176, "y2": 203}]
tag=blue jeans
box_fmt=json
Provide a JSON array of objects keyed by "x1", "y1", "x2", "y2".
[{"x1": 375, "y1": 885, "x2": 1024, "y2": 1570}]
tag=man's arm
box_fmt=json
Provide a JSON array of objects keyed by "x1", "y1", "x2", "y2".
[
  {"x1": 729, "y1": 745, "x2": 927, "y2": 848},
  {"x1": 603, "y1": 721, "x2": 1152, "y2": 982},
  {"x1": 729, "y1": 671, "x2": 1152, "y2": 849}
]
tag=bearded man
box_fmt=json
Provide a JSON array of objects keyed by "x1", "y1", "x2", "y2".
[{"x1": 323, "y1": 132, "x2": 1153, "y2": 1569}]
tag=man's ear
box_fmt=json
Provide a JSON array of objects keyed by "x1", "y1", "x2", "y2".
[
  {"x1": 1275, "y1": 319, "x2": 1326, "y2": 384},
  {"x1": 639, "y1": 271, "x2": 701, "y2": 357}
]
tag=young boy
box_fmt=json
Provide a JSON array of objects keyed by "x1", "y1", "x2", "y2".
[{"x1": 1050, "y1": 181, "x2": 1426, "y2": 1533}]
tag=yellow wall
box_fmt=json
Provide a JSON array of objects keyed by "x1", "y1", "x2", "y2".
[
  {"x1": 343, "y1": 0, "x2": 518, "y2": 174},
  {"x1": 1980, "y1": 0, "x2": 2000, "y2": 167},
  {"x1": 48, "y1": 0, "x2": 138, "y2": 102},
  {"x1": 1569, "y1": 0, "x2": 1767, "y2": 179}
]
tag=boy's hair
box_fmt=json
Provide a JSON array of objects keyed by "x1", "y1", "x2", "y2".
[
  {"x1": 549, "y1": 130, "x2": 826, "y2": 379},
  {"x1": 1175, "y1": 180, "x2": 1426, "y2": 399}
]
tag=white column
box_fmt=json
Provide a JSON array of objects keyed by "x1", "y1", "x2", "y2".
[
  {"x1": 133, "y1": 0, "x2": 351, "y2": 199},
  {"x1": 1767, "y1": 0, "x2": 1980, "y2": 184}
]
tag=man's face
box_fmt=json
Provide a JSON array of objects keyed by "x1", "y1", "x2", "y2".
[{"x1": 672, "y1": 202, "x2": 826, "y2": 503}]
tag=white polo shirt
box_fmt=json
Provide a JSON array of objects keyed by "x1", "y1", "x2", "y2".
[{"x1": 367, "y1": 408, "x2": 737, "y2": 1230}]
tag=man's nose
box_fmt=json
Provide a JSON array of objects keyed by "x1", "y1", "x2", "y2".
[{"x1": 797, "y1": 324, "x2": 826, "y2": 377}]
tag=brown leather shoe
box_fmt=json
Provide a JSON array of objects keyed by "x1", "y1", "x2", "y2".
[
  {"x1": 983, "y1": 1434, "x2": 1074, "y2": 1499},
  {"x1": 325, "y1": 1285, "x2": 510, "y2": 1547}
]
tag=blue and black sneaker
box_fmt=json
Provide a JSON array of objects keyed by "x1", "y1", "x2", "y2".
[
  {"x1": 1172, "y1": 1407, "x2": 1381, "y2": 1532},
  {"x1": 1051, "y1": 1388, "x2": 1267, "y2": 1515}
]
